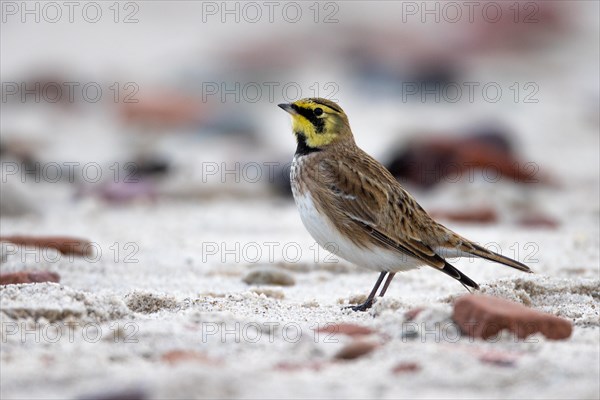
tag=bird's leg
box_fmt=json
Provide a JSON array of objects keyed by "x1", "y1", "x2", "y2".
[
  {"x1": 347, "y1": 271, "x2": 387, "y2": 312},
  {"x1": 378, "y1": 272, "x2": 396, "y2": 298}
]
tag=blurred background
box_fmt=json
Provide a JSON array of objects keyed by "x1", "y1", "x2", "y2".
[
  {"x1": 1, "y1": 2, "x2": 599, "y2": 399},
  {"x1": 1, "y1": 1, "x2": 598, "y2": 226}
]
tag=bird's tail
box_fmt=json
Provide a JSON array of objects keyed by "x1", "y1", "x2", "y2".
[
  {"x1": 459, "y1": 241, "x2": 533, "y2": 273},
  {"x1": 439, "y1": 260, "x2": 480, "y2": 291}
]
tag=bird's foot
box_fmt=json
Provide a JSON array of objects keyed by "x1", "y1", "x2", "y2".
[{"x1": 344, "y1": 299, "x2": 373, "y2": 312}]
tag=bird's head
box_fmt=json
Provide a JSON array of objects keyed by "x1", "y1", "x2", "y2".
[{"x1": 278, "y1": 98, "x2": 353, "y2": 151}]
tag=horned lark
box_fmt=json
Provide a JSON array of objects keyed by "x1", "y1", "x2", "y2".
[{"x1": 279, "y1": 98, "x2": 532, "y2": 311}]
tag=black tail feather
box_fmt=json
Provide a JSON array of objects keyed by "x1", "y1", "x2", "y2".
[{"x1": 438, "y1": 260, "x2": 480, "y2": 291}]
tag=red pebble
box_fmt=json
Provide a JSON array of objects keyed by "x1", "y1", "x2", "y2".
[
  {"x1": 404, "y1": 308, "x2": 424, "y2": 321},
  {"x1": 315, "y1": 323, "x2": 375, "y2": 337},
  {"x1": 478, "y1": 351, "x2": 519, "y2": 367},
  {"x1": 1, "y1": 235, "x2": 93, "y2": 257},
  {"x1": 0, "y1": 271, "x2": 60, "y2": 285},
  {"x1": 452, "y1": 294, "x2": 572, "y2": 340},
  {"x1": 391, "y1": 362, "x2": 421, "y2": 374},
  {"x1": 161, "y1": 350, "x2": 219, "y2": 365},
  {"x1": 517, "y1": 215, "x2": 559, "y2": 229},
  {"x1": 334, "y1": 341, "x2": 378, "y2": 360},
  {"x1": 275, "y1": 361, "x2": 326, "y2": 372},
  {"x1": 429, "y1": 208, "x2": 498, "y2": 224}
]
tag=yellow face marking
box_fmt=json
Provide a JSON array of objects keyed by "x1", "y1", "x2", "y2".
[{"x1": 288, "y1": 99, "x2": 343, "y2": 148}]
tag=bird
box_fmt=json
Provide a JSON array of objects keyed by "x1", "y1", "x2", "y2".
[{"x1": 278, "y1": 98, "x2": 532, "y2": 311}]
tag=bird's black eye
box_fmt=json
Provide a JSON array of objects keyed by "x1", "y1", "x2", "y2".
[{"x1": 314, "y1": 107, "x2": 323, "y2": 116}]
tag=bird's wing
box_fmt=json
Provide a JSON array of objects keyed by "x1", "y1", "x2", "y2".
[{"x1": 317, "y1": 156, "x2": 446, "y2": 269}]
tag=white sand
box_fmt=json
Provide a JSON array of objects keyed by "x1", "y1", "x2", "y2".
[{"x1": 1, "y1": 195, "x2": 599, "y2": 399}]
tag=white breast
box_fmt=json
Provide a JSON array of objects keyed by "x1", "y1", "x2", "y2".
[{"x1": 292, "y1": 190, "x2": 423, "y2": 273}]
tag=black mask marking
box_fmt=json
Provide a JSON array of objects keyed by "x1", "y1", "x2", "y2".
[
  {"x1": 295, "y1": 132, "x2": 321, "y2": 156},
  {"x1": 292, "y1": 104, "x2": 325, "y2": 134}
]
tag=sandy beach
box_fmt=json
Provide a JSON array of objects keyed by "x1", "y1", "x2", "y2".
[
  {"x1": 1, "y1": 1, "x2": 599, "y2": 399},
  {"x1": 1, "y1": 192, "x2": 599, "y2": 399}
]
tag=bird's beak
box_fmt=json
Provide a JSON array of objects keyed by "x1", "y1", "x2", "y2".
[{"x1": 278, "y1": 103, "x2": 296, "y2": 115}]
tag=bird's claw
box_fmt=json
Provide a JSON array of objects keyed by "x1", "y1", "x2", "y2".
[{"x1": 344, "y1": 299, "x2": 373, "y2": 312}]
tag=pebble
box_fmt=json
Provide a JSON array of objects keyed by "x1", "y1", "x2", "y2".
[
  {"x1": 78, "y1": 388, "x2": 147, "y2": 400},
  {"x1": 0, "y1": 236, "x2": 93, "y2": 257},
  {"x1": 478, "y1": 351, "x2": 519, "y2": 367},
  {"x1": 452, "y1": 294, "x2": 572, "y2": 340},
  {"x1": 161, "y1": 350, "x2": 217, "y2": 365},
  {"x1": 120, "y1": 91, "x2": 204, "y2": 127},
  {"x1": 0, "y1": 271, "x2": 60, "y2": 285},
  {"x1": 242, "y1": 266, "x2": 295, "y2": 286},
  {"x1": 385, "y1": 131, "x2": 551, "y2": 189},
  {"x1": 275, "y1": 361, "x2": 326, "y2": 372},
  {"x1": 391, "y1": 362, "x2": 420, "y2": 374},
  {"x1": 404, "y1": 308, "x2": 424, "y2": 321},
  {"x1": 334, "y1": 340, "x2": 378, "y2": 360},
  {"x1": 125, "y1": 291, "x2": 178, "y2": 314},
  {"x1": 517, "y1": 215, "x2": 559, "y2": 229},
  {"x1": 429, "y1": 208, "x2": 498, "y2": 224},
  {"x1": 315, "y1": 323, "x2": 375, "y2": 337}
]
